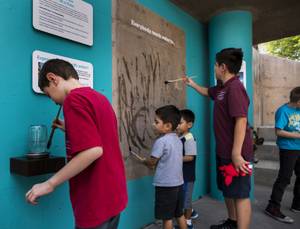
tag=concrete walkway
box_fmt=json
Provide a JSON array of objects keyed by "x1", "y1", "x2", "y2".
[{"x1": 143, "y1": 185, "x2": 299, "y2": 229}]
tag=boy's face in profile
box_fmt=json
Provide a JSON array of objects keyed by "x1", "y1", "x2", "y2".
[
  {"x1": 214, "y1": 62, "x2": 226, "y2": 80},
  {"x1": 43, "y1": 73, "x2": 66, "y2": 105},
  {"x1": 177, "y1": 118, "x2": 192, "y2": 135},
  {"x1": 153, "y1": 115, "x2": 172, "y2": 134}
]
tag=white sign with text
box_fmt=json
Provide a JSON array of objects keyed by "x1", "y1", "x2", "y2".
[
  {"x1": 32, "y1": 50, "x2": 93, "y2": 94},
  {"x1": 33, "y1": 0, "x2": 93, "y2": 46}
]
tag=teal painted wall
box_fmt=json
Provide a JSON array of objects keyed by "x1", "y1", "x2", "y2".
[
  {"x1": 0, "y1": 1, "x2": 112, "y2": 228},
  {"x1": 0, "y1": 0, "x2": 209, "y2": 229},
  {"x1": 208, "y1": 11, "x2": 253, "y2": 199},
  {"x1": 120, "y1": 1, "x2": 210, "y2": 228}
]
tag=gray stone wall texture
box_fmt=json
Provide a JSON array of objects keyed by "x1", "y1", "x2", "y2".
[
  {"x1": 112, "y1": 0, "x2": 186, "y2": 179},
  {"x1": 253, "y1": 48, "x2": 300, "y2": 127}
]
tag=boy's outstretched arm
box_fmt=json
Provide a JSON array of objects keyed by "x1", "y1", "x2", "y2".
[
  {"x1": 25, "y1": 146, "x2": 103, "y2": 205},
  {"x1": 184, "y1": 77, "x2": 209, "y2": 97},
  {"x1": 143, "y1": 156, "x2": 159, "y2": 169}
]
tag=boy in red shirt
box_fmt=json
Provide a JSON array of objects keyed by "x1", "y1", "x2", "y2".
[{"x1": 25, "y1": 59, "x2": 128, "y2": 229}]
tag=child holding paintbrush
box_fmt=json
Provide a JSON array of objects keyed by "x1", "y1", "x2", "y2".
[
  {"x1": 25, "y1": 59, "x2": 127, "y2": 229},
  {"x1": 131, "y1": 105, "x2": 187, "y2": 229}
]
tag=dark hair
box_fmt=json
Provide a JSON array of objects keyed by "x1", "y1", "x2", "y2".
[
  {"x1": 155, "y1": 105, "x2": 181, "y2": 131},
  {"x1": 216, "y1": 48, "x2": 243, "y2": 74},
  {"x1": 290, "y1": 87, "x2": 300, "y2": 103},
  {"x1": 38, "y1": 59, "x2": 79, "y2": 90},
  {"x1": 180, "y1": 109, "x2": 195, "y2": 123}
]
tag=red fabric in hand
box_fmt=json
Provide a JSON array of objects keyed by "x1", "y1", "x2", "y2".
[{"x1": 219, "y1": 163, "x2": 252, "y2": 186}]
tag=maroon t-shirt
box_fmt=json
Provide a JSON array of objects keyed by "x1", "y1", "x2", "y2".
[
  {"x1": 63, "y1": 87, "x2": 128, "y2": 228},
  {"x1": 208, "y1": 77, "x2": 253, "y2": 161}
]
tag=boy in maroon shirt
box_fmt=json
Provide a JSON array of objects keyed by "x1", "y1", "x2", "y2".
[
  {"x1": 185, "y1": 48, "x2": 253, "y2": 229},
  {"x1": 25, "y1": 59, "x2": 128, "y2": 229}
]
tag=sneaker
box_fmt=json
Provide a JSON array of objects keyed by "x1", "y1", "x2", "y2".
[
  {"x1": 191, "y1": 209, "x2": 199, "y2": 219},
  {"x1": 265, "y1": 205, "x2": 294, "y2": 223},
  {"x1": 290, "y1": 206, "x2": 300, "y2": 213},
  {"x1": 210, "y1": 219, "x2": 237, "y2": 229}
]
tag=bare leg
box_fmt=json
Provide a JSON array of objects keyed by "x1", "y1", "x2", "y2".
[
  {"x1": 225, "y1": 198, "x2": 237, "y2": 220},
  {"x1": 235, "y1": 198, "x2": 251, "y2": 229},
  {"x1": 176, "y1": 215, "x2": 187, "y2": 229},
  {"x1": 163, "y1": 219, "x2": 173, "y2": 229},
  {"x1": 184, "y1": 208, "x2": 193, "y2": 219}
]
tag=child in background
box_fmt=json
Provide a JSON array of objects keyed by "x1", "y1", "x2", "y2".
[
  {"x1": 143, "y1": 105, "x2": 187, "y2": 229},
  {"x1": 265, "y1": 87, "x2": 300, "y2": 223},
  {"x1": 177, "y1": 109, "x2": 197, "y2": 229}
]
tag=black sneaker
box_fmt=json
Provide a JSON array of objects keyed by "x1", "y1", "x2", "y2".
[
  {"x1": 290, "y1": 205, "x2": 300, "y2": 213},
  {"x1": 191, "y1": 209, "x2": 199, "y2": 219},
  {"x1": 265, "y1": 205, "x2": 294, "y2": 223},
  {"x1": 210, "y1": 219, "x2": 237, "y2": 229}
]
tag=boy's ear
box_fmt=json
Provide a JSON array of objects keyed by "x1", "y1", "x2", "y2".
[
  {"x1": 187, "y1": 122, "x2": 193, "y2": 129},
  {"x1": 46, "y1": 73, "x2": 59, "y2": 86},
  {"x1": 220, "y1": 63, "x2": 227, "y2": 72},
  {"x1": 164, "y1": 123, "x2": 173, "y2": 131}
]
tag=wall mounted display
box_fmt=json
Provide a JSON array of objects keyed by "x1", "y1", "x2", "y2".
[
  {"x1": 112, "y1": 0, "x2": 186, "y2": 179},
  {"x1": 33, "y1": 0, "x2": 93, "y2": 46},
  {"x1": 32, "y1": 50, "x2": 93, "y2": 94}
]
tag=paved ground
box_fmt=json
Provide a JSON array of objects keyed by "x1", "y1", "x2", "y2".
[{"x1": 143, "y1": 185, "x2": 299, "y2": 229}]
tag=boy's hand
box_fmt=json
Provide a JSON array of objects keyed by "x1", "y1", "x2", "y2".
[
  {"x1": 232, "y1": 155, "x2": 251, "y2": 174},
  {"x1": 52, "y1": 119, "x2": 65, "y2": 131},
  {"x1": 183, "y1": 77, "x2": 196, "y2": 88},
  {"x1": 25, "y1": 181, "x2": 55, "y2": 205}
]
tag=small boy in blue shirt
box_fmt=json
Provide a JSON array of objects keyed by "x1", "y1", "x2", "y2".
[
  {"x1": 177, "y1": 109, "x2": 197, "y2": 229},
  {"x1": 143, "y1": 105, "x2": 187, "y2": 229}
]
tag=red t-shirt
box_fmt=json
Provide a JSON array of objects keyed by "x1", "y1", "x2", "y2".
[
  {"x1": 63, "y1": 87, "x2": 128, "y2": 228},
  {"x1": 208, "y1": 77, "x2": 253, "y2": 161}
]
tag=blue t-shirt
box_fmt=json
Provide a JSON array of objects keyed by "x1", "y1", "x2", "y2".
[
  {"x1": 275, "y1": 103, "x2": 300, "y2": 150},
  {"x1": 151, "y1": 133, "x2": 183, "y2": 187}
]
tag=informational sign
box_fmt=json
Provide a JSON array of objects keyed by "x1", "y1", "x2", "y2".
[
  {"x1": 238, "y1": 60, "x2": 247, "y2": 88},
  {"x1": 33, "y1": 0, "x2": 93, "y2": 46},
  {"x1": 32, "y1": 50, "x2": 93, "y2": 94}
]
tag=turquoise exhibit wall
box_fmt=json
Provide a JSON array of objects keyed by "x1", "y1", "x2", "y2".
[
  {"x1": 121, "y1": 1, "x2": 210, "y2": 228},
  {"x1": 208, "y1": 11, "x2": 253, "y2": 199},
  {"x1": 0, "y1": 0, "x2": 209, "y2": 229}
]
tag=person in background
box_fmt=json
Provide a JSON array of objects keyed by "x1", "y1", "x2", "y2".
[
  {"x1": 265, "y1": 86, "x2": 300, "y2": 224},
  {"x1": 177, "y1": 109, "x2": 197, "y2": 229}
]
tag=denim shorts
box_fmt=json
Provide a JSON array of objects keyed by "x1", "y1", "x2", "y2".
[{"x1": 183, "y1": 181, "x2": 194, "y2": 209}]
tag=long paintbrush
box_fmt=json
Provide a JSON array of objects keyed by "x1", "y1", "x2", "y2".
[
  {"x1": 164, "y1": 75, "x2": 197, "y2": 84},
  {"x1": 46, "y1": 106, "x2": 62, "y2": 150},
  {"x1": 129, "y1": 146, "x2": 145, "y2": 161}
]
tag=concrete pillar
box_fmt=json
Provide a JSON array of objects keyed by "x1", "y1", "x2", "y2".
[{"x1": 208, "y1": 11, "x2": 253, "y2": 199}]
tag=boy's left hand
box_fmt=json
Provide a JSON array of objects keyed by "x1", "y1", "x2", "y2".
[
  {"x1": 25, "y1": 181, "x2": 55, "y2": 205},
  {"x1": 232, "y1": 155, "x2": 251, "y2": 174}
]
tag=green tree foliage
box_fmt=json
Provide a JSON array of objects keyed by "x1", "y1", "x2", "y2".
[{"x1": 264, "y1": 35, "x2": 300, "y2": 61}]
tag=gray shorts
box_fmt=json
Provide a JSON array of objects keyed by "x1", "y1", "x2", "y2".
[{"x1": 183, "y1": 181, "x2": 194, "y2": 209}]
